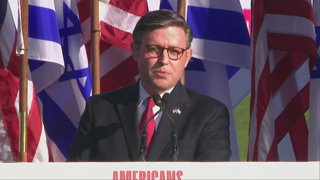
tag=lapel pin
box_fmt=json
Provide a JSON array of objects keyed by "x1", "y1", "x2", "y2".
[{"x1": 172, "y1": 108, "x2": 181, "y2": 115}]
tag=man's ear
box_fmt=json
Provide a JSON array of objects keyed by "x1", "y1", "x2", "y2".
[
  {"x1": 130, "y1": 42, "x2": 140, "y2": 62},
  {"x1": 184, "y1": 49, "x2": 192, "y2": 68}
]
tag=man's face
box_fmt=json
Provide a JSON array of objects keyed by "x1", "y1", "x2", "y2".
[{"x1": 131, "y1": 27, "x2": 192, "y2": 95}]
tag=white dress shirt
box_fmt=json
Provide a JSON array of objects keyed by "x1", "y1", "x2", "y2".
[{"x1": 138, "y1": 81, "x2": 174, "y2": 131}]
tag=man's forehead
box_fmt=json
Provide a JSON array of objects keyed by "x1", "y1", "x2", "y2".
[{"x1": 141, "y1": 26, "x2": 187, "y2": 41}]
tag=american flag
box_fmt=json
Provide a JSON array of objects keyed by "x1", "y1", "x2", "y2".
[
  {"x1": 77, "y1": 0, "x2": 148, "y2": 92},
  {"x1": 0, "y1": 0, "x2": 55, "y2": 162},
  {"x1": 240, "y1": 0, "x2": 251, "y2": 35},
  {"x1": 249, "y1": 0, "x2": 317, "y2": 161},
  {"x1": 309, "y1": 0, "x2": 320, "y2": 161}
]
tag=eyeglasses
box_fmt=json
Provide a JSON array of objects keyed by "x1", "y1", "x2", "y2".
[{"x1": 138, "y1": 43, "x2": 187, "y2": 60}]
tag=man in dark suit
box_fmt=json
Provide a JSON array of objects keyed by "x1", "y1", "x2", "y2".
[{"x1": 68, "y1": 9, "x2": 231, "y2": 161}]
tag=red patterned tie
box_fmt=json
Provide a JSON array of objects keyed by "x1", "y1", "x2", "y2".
[{"x1": 139, "y1": 97, "x2": 155, "y2": 155}]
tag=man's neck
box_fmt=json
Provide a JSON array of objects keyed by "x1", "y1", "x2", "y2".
[{"x1": 139, "y1": 80, "x2": 174, "y2": 98}]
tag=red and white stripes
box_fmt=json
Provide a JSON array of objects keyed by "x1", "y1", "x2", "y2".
[
  {"x1": 0, "y1": 0, "x2": 51, "y2": 162},
  {"x1": 77, "y1": 0, "x2": 148, "y2": 92},
  {"x1": 249, "y1": 0, "x2": 317, "y2": 161}
]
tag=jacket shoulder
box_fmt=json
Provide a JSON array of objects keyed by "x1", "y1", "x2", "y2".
[
  {"x1": 87, "y1": 84, "x2": 135, "y2": 105},
  {"x1": 185, "y1": 87, "x2": 228, "y2": 110}
]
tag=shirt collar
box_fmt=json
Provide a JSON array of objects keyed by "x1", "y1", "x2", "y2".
[{"x1": 138, "y1": 81, "x2": 174, "y2": 107}]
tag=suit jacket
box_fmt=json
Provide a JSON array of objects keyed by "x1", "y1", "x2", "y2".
[{"x1": 68, "y1": 81, "x2": 231, "y2": 161}]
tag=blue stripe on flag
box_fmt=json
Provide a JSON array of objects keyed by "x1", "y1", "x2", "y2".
[
  {"x1": 29, "y1": 59, "x2": 46, "y2": 72},
  {"x1": 59, "y1": 67, "x2": 92, "y2": 100},
  {"x1": 160, "y1": 0, "x2": 173, "y2": 10},
  {"x1": 186, "y1": 58, "x2": 241, "y2": 80},
  {"x1": 29, "y1": 5, "x2": 61, "y2": 44},
  {"x1": 186, "y1": 57, "x2": 206, "y2": 71},
  {"x1": 226, "y1": 65, "x2": 240, "y2": 79},
  {"x1": 187, "y1": 6, "x2": 250, "y2": 46},
  {"x1": 38, "y1": 90, "x2": 77, "y2": 159}
]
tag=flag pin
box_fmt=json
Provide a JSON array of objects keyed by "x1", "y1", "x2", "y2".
[{"x1": 172, "y1": 108, "x2": 181, "y2": 115}]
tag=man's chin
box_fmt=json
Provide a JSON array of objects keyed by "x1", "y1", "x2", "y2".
[{"x1": 151, "y1": 81, "x2": 174, "y2": 93}]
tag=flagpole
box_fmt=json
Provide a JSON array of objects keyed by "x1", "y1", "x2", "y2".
[
  {"x1": 19, "y1": 0, "x2": 28, "y2": 162},
  {"x1": 91, "y1": 0, "x2": 100, "y2": 95},
  {"x1": 178, "y1": 0, "x2": 186, "y2": 85}
]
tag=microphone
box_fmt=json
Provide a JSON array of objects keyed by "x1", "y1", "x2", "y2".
[
  {"x1": 153, "y1": 94, "x2": 162, "y2": 107},
  {"x1": 138, "y1": 94, "x2": 164, "y2": 161},
  {"x1": 161, "y1": 93, "x2": 169, "y2": 108},
  {"x1": 161, "y1": 93, "x2": 179, "y2": 161}
]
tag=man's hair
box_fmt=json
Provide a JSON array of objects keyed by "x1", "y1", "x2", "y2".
[{"x1": 132, "y1": 9, "x2": 193, "y2": 49}]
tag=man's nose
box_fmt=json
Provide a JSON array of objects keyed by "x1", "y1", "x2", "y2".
[{"x1": 158, "y1": 49, "x2": 170, "y2": 64}]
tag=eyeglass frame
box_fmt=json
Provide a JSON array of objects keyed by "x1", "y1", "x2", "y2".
[{"x1": 136, "y1": 43, "x2": 189, "y2": 61}]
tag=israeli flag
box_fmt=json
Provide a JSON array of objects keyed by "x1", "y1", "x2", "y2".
[
  {"x1": 28, "y1": 0, "x2": 65, "y2": 92},
  {"x1": 31, "y1": 0, "x2": 92, "y2": 161}
]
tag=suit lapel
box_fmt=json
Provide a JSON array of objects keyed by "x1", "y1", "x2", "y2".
[
  {"x1": 147, "y1": 82, "x2": 190, "y2": 161},
  {"x1": 117, "y1": 83, "x2": 140, "y2": 161}
]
